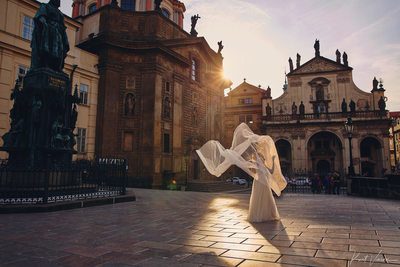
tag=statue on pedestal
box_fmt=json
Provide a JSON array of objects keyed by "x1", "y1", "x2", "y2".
[
  {"x1": 288, "y1": 57, "x2": 293, "y2": 72},
  {"x1": 314, "y1": 39, "x2": 320, "y2": 57},
  {"x1": 190, "y1": 14, "x2": 200, "y2": 37},
  {"x1": 341, "y1": 98, "x2": 347, "y2": 113},
  {"x1": 217, "y1": 41, "x2": 224, "y2": 54},
  {"x1": 336, "y1": 49, "x2": 341, "y2": 63},
  {"x1": 296, "y1": 53, "x2": 301, "y2": 68},
  {"x1": 1, "y1": 0, "x2": 79, "y2": 168},
  {"x1": 349, "y1": 99, "x2": 356, "y2": 113},
  {"x1": 343, "y1": 52, "x2": 348, "y2": 66}
]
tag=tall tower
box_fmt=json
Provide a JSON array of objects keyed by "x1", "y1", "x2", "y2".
[{"x1": 72, "y1": 0, "x2": 185, "y2": 28}]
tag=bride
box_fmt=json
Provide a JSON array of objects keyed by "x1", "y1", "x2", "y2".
[{"x1": 196, "y1": 123, "x2": 287, "y2": 222}]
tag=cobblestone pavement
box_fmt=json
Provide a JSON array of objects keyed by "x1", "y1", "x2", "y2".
[{"x1": 0, "y1": 189, "x2": 399, "y2": 266}]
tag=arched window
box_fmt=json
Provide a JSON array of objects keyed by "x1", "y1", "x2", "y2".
[
  {"x1": 121, "y1": 0, "x2": 136, "y2": 11},
  {"x1": 88, "y1": 3, "x2": 96, "y2": 14},
  {"x1": 161, "y1": 9, "x2": 170, "y2": 18}
]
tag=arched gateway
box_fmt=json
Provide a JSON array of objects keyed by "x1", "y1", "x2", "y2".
[{"x1": 307, "y1": 131, "x2": 343, "y2": 176}]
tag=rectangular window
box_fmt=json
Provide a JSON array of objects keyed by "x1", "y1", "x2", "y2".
[
  {"x1": 140, "y1": 0, "x2": 146, "y2": 10},
  {"x1": 17, "y1": 66, "x2": 28, "y2": 83},
  {"x1": 79, "y1": 83, "x2": 89, "y2": 105},
  {"x1": 191, "y1": 59, "x2": 196, "y2": 81},
  {"x1": 245, "y1": 98, "x2": 253, "y2": 104},
  {"x1": 163, "y1": 133, "x2": 170, "y2": 153},
  {"x1": 22, "y1": 15, "x2": 34, "y2": 40},
  {"x1": 123, "y1": 132, "x2": 134, "y2": 151},
  {"x1": 121, "y1": 0, "x2": 136, "y2": 11},
  {"x1": 165, "y1": 81, "x2": 170, "y2": 92},
  {"x1": 76, "y1": 128, "x2": 86, "y2": 153},
  {"x1": 239, "y1": 115, "x2": 245, "y2": 123},
  {"x1": 88, "y1": 4, "x2": 96, "y2": 13},
  {"x1": 239, "y1": 98, "x2": 245, "y2": 104}
]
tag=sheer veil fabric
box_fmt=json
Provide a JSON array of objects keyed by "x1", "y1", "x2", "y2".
[{"x1": 196, "y1": 123, "x2": 287, "y2": 222}]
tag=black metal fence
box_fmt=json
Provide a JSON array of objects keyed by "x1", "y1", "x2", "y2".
[
  {"x1": 0, "y1": 158, "x2": 127, "y2": 205},
  {"x1": 282, "y1": 180, "x2": 347, "y2": 195}
]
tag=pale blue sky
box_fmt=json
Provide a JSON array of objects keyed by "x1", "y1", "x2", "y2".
[{"x1": 56, "y1": 0, "x2": 400, "y2": 110}]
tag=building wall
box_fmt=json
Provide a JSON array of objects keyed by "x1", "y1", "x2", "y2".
[
  {"x1": 0, "y1": 0, "x2": 99, "y2": 160},
  {"x1": 223, "y1": 81, "x2": 264, "y2": 148},
  {"x1": 72, "y1": 0, "x2": 185, "y2": 28},
  {"x1": 75, "y1": 6, "x2": 230, "y2": 187}
]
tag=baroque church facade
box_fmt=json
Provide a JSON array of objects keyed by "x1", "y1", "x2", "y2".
[
  {"x1": 73, "y1": 1, "x2": 230, "y2": 187},
  {"x1": 261, "y1": 42, "x2": 391, "y2": 178}
]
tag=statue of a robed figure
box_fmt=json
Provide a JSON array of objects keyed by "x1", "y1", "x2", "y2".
[{"x1": 1, "y1": 0, "x2": 79, "y2": 168}]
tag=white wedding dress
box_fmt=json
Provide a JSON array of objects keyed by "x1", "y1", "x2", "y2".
[{"x1": 196, "y1": 123, "x2": 287, "y2": 222}]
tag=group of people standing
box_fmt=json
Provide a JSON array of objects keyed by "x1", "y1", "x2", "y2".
[{"x1": 311, "y1": 173, "x2": 341, "y2": 194}]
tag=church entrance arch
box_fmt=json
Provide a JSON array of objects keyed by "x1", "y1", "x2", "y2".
[
  {"x1": 275, "y1": 139, "x2": 292, "y2": 177},
  {"x1": 307, "y1": 131, "x2": 343, "y2": 177},
  {"x1": 360, "y1": 137, "x2": 382, "y2": 177}
]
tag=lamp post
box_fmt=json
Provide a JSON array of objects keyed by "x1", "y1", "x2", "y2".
[
  {"x1": 392, "y1": 118, "x2": 398, "y2": 167},
  {"x1": 344, "y1": 117, "x2": 355, "y2": 176}
]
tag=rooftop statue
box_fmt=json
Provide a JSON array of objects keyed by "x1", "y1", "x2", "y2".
[
  {"x1": 288, "y1": 57, "x2": 293, "y2": 72},
  {"x1": 343, "y1": 52, "x2": 348, "y2": 66},
  {"x1": 314, "y1": 39, "x2": 320, "y2": 57},
  {"x1": 296, "y1": 53, "x2": 301, "y2": 68},
  {"x1": 217, "y1": 41, "x2": 224, "y2": 54},
  {"x1": 336, "y1": 49, "x2": 341, "y2": 63},
  {"x1": 372, "y1": 77, "x2": 378, "y2": 91},
  {"x1": 30, "y1": 0, "x2": 69, "y2": 72},
  {"x1": 190, "y1": 14, "x2": 201, "y2": 37}
]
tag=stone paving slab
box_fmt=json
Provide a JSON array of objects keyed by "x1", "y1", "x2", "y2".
[{"x1": 0, "y1": 189, "x2": 399, "y2": 266}]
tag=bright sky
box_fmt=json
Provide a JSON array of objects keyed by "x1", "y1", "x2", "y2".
[{"x1": 56, "y1": 0, "x2": 400, "y2": 111}]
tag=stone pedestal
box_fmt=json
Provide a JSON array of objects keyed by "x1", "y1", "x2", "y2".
[{"x1": 1, "y1": 68, "x2": 77, "y2": 168}]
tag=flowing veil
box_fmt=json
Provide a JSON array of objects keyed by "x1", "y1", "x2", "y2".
[{"x1": 196, "y1": 123, "x2": 287, "y2": 196}]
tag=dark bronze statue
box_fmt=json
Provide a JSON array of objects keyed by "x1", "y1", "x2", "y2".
[
  {"x1": 266, "y1": 86, "x2": 271, "y2": 98},
  {"x1": 299, "y1": 101, "x2": 305, "y2": 117},
  {"x1": 190, "y1": 14, "x2": 200, "y2": 37},
  {"x1": 1, "y1": 0, "x2": 80, "y2": 168},
  {"x1": 288, "y1": 57, "x2": 293, "y2": 72},
  {"x1": 372, "y1": 77, "x2": 378, "y2": 91},
  {"x1": 314, "y1": 39, "x2": 320, "y2": 57},
  {"x1": 341, "y1": 98, "x2": 347, "y2": 113},
  {"x1": 343, "y1": 52, "x2": 348, "y2": 66},
  {"x1": 336, "y1": 49, "x2": 341, "y2": 63},
  {"x1": 378, "y1": 96, "x2": 386, "y2": 111},
  {"x1": 266, "y1": 103, "x2": 272, "y2": 118},
  {"x1": 30, "y1": 0, "x2": 69, "y2": 72},
  {"x1": 292, "y1": 102, "x2": 297, "y2": 115},
  {"x1": 349, "y1": 99, "x2": 356, "y2": 113},
  {"x1": 296, "y1": 53, "x2": 301, "y2": 68},
  {"x1": 217, "y1": 41, "x2": 224, "y2": 54}
]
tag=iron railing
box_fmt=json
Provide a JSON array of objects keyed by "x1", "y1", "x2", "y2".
[
  {"x1": 282, "y1": 180, "x2": 346, "y2": 195},
  {"x1": 0, "y1": 158, "x2": 127, "y2": 205},
  {"x1": 263, "y1": 110, "x2": 388, "y2": 122}
]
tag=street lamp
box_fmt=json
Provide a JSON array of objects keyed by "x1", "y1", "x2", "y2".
[{"x1": 344, "y1": 117, "x2": 355, "y2": 176}]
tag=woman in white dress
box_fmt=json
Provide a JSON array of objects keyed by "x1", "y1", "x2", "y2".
[{"x1": 196, "y1": 123, "x2": 287, "y2": 222}]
